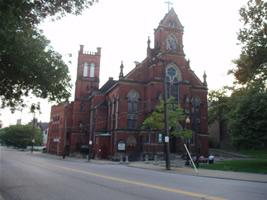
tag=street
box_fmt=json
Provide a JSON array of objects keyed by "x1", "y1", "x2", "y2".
[{"x1": 0, "y1": 148, "x2": 266, "y2": 200}]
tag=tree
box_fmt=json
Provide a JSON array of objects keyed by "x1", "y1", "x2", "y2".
[
  {"x1": 208, "y1": 87, "x2": 230, "y2": 124},
  {"x1": 228, "y1": 85, "x2": 267, "y2": 149},
  {"x1": 209, "y1": 83, "x2": 267, "y2": 149},
  {"x1": 228, "y1": 0, "x2": 267, "y2": 149},
  {"x1": 232, "y1": 0, "x2": 267, "y2": 85},
  {"x1": 142, "y1": 97, "x2": 192, "y2": 140},
  {"x1": 0, "y1": 0, "x2": 97, "y2": 108},
  {"x1": 0, "y1": 124, "x2": 42, "y2": 148},
  {"x1": 208, "y1": 1, "x2": 267, "y2": 150},
  {"x1": 208, "y1": 87, "x2": 231, "y2": 144}
]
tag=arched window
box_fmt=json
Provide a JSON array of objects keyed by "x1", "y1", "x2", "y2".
[
  {"x1": 127, "y1": 90, "x2": 139, "y2": 129},
  {"x1": 83, "y1": 62, "x2": 88, "y2": 77},
  {"x1": 80, "y1": 101, "x2": 84, "y2": 112},
  {"x1": 166, "y1": 35, "x2": 177, "y2": 51},
  {"x1": 192, "y1": 96, "x2": 201, "y2": 132},
  {"x1": 166, "y1": 64, "x2": 182, "y2": 101},
  {"x1": 90, "y1": 63, "x2": 95, "y2": 78},
  {"x1": 184, "y1": 95, "x2": 190, "y2": 114},
  {"x1": 128, "y1": 90, "x2": 139, "y2": 113},
  {"x1": 166, "y1": 63, "x2": 182, "y2": 83},
  {"x1": 168, "y1": 20, "x2": 177, "y2": 28}
]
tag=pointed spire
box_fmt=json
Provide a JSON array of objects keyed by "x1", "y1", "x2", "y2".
[
  {"x1": 79, "y1": 45, "x2": 84, "y2": 54},
  {"x1": 203, "y1": 71, "x2": 207, "y2": 87},
  {"x1": 165, "y1": 1, "x2": 173, "y2": 12},
  {"x1": 147, "y1": 36, "x2": 151, "y2": 48},
  {"x1": 158, "y1": 7, "x2": 183, "y2": 30},
  {"x1": 119, "y1": 61, "x2": 124, "y2": 79},
  {"x1": 147, "y1": 36, "x2": 151, "y2": 57},
  {"x1": 186, "y1": 59, "x2": 191, "y2": 69}
]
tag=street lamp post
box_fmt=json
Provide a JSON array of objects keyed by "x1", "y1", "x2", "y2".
[
  {"x1": 88, "y1": 140, "x2": 92, "y2": 161},
  {"x1": 158, "y1": 55, "x2": 173, "y2": 170},
  {"x1": 63, "y1": 101, "x2": 68, "y2": 159},
  {"x1": 185, "y1": 116, "x2": 190, "y2": 166},
  {"x1": 192, "y1": 97, "x2": 199, "y2": 168},
  {"x1": 31, "y1": 113, "x2": 36, "y2": 153}
]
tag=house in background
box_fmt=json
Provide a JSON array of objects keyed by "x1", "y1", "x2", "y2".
[
  {"x1": 209, "y1": 120, "x2": 232, "y2": 149},
  {"x1": 38, "y1": 122, "x2": 49, "y2": 147},
  {"x1": 47, "y1": 8, "x2": 209, "y2": 160}
]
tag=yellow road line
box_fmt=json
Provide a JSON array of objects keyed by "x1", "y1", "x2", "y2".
[{"x1": 32, "y1": 161, "x2": 226, "y2": 200}]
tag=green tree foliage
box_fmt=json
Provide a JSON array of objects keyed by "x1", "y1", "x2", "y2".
[
  {"x1": 142, "y1": 97, "x2": 192, "y2": 140},
  {"x1": 208, "y1": 87, "x2": 231, "y2": 144},
  {"x1": 209, "y1": 0, "x2": 267, "y2": 150},
  {"x1": 228, "y1": 85, "x2": 267, "y2": 149},
  {"x1": 0, "y1": 0, "x2": 97, "y2": 108},
  {"x1": 0, "y1": 124, "x2": 42, "y2": 148},
  {"x1": 208, "y1": 87, "x2": 231, "y2": 125},
  {"x1": 232, "y1": 0, "x2": 267, "y2": 85},
  {"x1": 209, "y1": 84, "x2": 267, "y2": 149}
]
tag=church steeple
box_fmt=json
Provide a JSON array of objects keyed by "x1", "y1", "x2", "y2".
[
  {"x1": 158, "y1": 8, "x2": 183, "y2": 30},
  {"x1": 119, "y1": 61, "x2": 124, "y2": 79},
  {"x1": 154, "y1": 8, "x2": 184, "y2": 54},
  {"x1": 75, "y1": 45, "x2": 101, "y2": 99},
  {"x1": 147, "y1": 36, "x2": 151, "y2": 57},
  {"x1": 203, "y1": 71, "x2": 207, "y2": 87},
  {"x1": 165, "y1": 1, "x2": 173, "y2": 12}
]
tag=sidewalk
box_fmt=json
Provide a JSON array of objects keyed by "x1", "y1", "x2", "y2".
[
  {"x1": 31, "y1": 152, "x2": 267, "y2": 183},
  {"x1": 128, "y1": 161, "x2": 267, "y2": 183},
  {"x1": 31, "y1": 151, "x2": 120, "y2": 164}
]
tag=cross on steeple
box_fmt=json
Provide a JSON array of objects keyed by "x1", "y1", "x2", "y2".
[{"x1": 165, "y1": 1, "x2": 173, "y2": 12}]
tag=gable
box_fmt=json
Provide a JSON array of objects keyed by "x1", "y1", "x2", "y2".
[
  {"x1": 100, "y1": 78, "x2": 117, "y2": 94},
  {"x1": 158, "y1": 8, "x2": 183, "y2": 30}
]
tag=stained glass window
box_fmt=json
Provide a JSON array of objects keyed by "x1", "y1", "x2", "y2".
[{"x1": 83, "y1": 62, "x2": 88, "y2": 77}]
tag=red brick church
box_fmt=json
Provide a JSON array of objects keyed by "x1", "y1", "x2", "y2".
[{"x1": 47, "y1": 8, "x2": 209, "y2": 160}]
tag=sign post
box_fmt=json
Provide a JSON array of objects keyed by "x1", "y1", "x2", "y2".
[
  {"x1": 117, "y1": 140, "x2": 126, "y2": 151},
  {"x1": 88, "y1": 140, "x2": 93, "y2": 161},
  {"x1": 117, "y1": 140, "x2": 126, "y2": 164}
]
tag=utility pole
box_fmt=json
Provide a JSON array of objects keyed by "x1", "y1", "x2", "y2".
[
  {"x1": 63, "y1": 101, "x2": 68, "y2": 159},
  {"x1": 88, "y1": 140, "x2": 92, "y2": 161},
  {"x1": 31, "y1": 112, "x2": 35, "y2": 153},
  {"x1": 164, "y1": 74, "x2": 170, "y2": 170},
  {"x1": 62, "y1": 114, "x2": 67, "y2": 159}
]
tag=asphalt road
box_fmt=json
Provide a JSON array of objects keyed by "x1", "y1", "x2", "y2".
[{"x1": 0, "y1": 148, "x2": 266, "y2": 200}]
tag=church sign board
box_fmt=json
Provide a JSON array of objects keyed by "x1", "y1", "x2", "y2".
[{"x1": 117, "y1": 140, "x2": 126, "y2": 152}]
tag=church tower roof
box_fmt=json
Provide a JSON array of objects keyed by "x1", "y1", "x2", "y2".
[{"x1": 157, "y1": 8, "x2": 183, "y2": 31}]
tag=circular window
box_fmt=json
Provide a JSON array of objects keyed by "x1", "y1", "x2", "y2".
[{"x1": 166, "y1": 64, "x2": 182, "y2": 83}]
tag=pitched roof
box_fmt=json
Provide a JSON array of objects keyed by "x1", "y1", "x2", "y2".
[
  {"x1": 158, "y1": 8, "x2": 183, "y2": 30},
  {"x1": 38, "y1": 122, "x2": 49, "y2": 130},
  {"x1": 100, "y1": 78, "x2": 117, "y2": 94}
]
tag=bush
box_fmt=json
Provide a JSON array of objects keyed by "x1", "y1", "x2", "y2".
[{"x1": 0, "y1": 125, "x2": 42, "y2": 148}]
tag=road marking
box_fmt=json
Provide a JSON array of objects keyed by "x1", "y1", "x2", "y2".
[{"x1": 33, "y1": 161, "x2": 226, "y2": 200}]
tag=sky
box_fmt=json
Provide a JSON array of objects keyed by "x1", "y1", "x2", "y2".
[{"x1": 0, "y1": 0, "x2": 248, "y2": 127}]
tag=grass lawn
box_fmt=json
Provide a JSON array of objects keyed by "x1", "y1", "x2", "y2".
[
  {"x1": 200, "y1": 159, "x2": 267, "y2": 174},
  {"x1": 200, "y1": 149, "x2": 267, "y2": 174},
  {"x1": 238, "y1": 149, "x2": 267, "y2": 159}
]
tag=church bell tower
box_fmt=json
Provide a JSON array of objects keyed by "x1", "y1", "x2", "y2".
[
  {"x1": 75, "y1": 45, "x2": 101, "y2": 99},
  {"x1": 154, "y1": 8, "x2": 184, "y2": 56}
]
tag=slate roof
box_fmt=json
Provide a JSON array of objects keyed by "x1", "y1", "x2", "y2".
[
  {"x1": 100, "y1": 78, "x2": 117, "y2": 94},
  {"x1": 38, "y1": 122, "x2": 49, "y2": 131},
  {"x1": 158, "y1": 8, "x2": 183, "y2": 30}
]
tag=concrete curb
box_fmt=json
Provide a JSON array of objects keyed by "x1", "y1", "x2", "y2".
[
  {"x1": 30, "y1": 152, "x2": 267, "y2": 183},
  {"x1": 128, "y1": 163, "x2": 267, "y2": 183}
]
